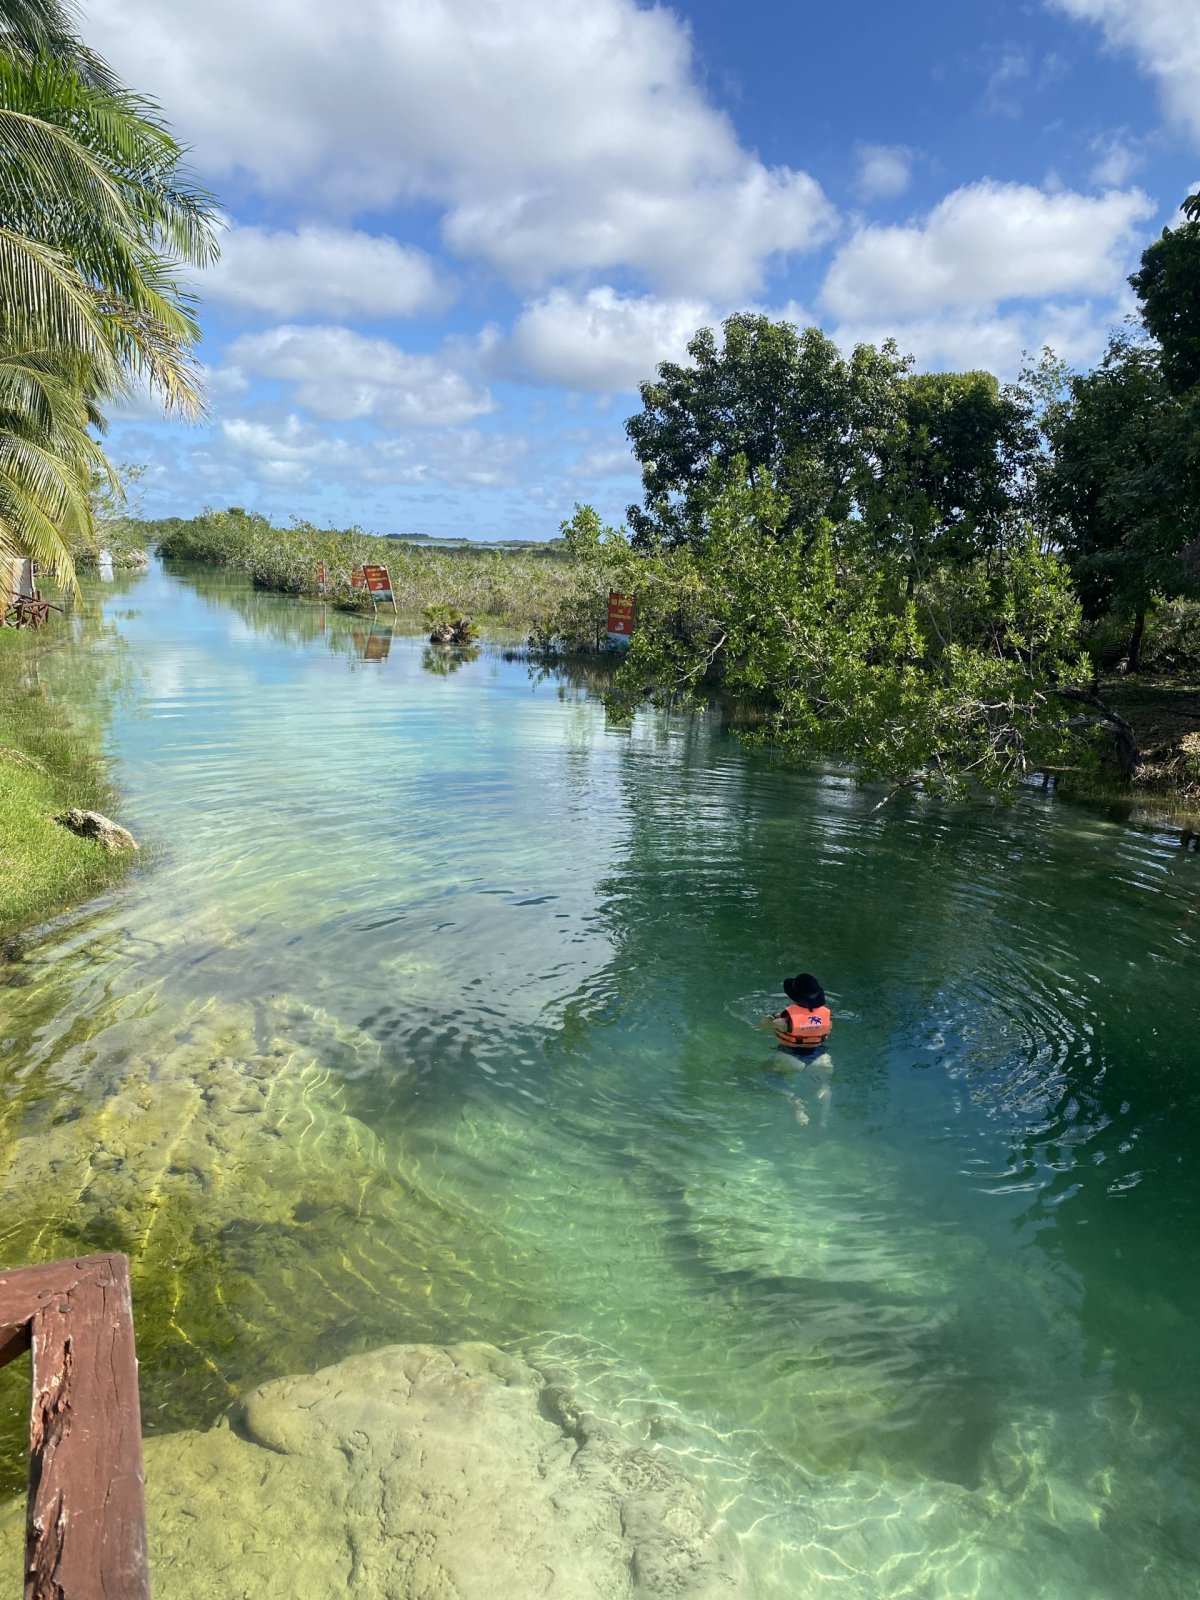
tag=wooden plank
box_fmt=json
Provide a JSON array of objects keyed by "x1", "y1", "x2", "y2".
[{"x1": 0, "y1": 1255, "x2": 150, "y2": 1600}]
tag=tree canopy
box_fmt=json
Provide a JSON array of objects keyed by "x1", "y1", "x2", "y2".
[
  {"x1": 624, "y1": 315, "x2": 910, "y2": 549},
  {"x1": 1129, "y1": 208, "x2": 1200, "y2": 396}
]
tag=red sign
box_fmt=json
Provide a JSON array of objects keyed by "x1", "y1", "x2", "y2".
[
  {"x1": 606, "y1": 591, "x2": 635, "y2": 643},
  {"x1": 362, "y1": 563, "x2": 397, "y2": 613},
  {"x1": 363, "y1": 564, "x2": 392, "y2": 596},
  {"x1": 350, "y1": 566, "x2": 366, "y2": 589},
  {"x1": 315, "y1": 561, "x2": 326, "y2": 591}
]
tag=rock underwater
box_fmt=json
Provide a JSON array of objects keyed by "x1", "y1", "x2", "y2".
[{"x1": 0, "y1": 1340, "x2": 748, "y2": 1599}]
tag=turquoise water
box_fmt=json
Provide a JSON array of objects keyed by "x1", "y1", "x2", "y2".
[{"x1": 2, "y1": 558, "x2": 1199, "y2": 1596}]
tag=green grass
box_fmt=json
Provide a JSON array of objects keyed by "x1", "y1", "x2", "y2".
[{"x1": 0, "y1": 628, "x2": 132, "y2": 941}]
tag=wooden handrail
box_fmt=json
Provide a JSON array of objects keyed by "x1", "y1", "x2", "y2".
[{"x1": 0, "y1": 1255, "x2": 149, "y2": 1600}]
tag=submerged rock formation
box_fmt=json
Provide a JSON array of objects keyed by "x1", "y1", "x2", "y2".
[{"x1": 122, "y1": 1341, "x2": 748, "y2": 1598}]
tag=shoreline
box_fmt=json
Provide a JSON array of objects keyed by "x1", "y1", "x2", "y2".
[{"x1": 0, "y1": 618, "x2": 136, "y2": 945}]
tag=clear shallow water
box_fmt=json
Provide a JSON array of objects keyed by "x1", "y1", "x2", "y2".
[{"x1": 2, "y1": 558, "x2": 1199, "y2": 1596}]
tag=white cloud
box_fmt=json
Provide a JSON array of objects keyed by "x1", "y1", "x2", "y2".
[
  {"x1": 218, "y1": 414, "x2": 526, "y2": 491},
  {"x1": 86, "y1": 0, "x2": 836, "y2": 296},
  {"x1": 565, "y1": 443, "x2": 639, "y2": 481},
  {"x1": 492, "y1": 288, "x2": 712, "y2": 391},
  {"x1": 367, "y1": 432, "x2": 528, "y2": 490},
  {"x1": 832, "y1": 301, "x2": 1121, "y2": 379},
  {"x1": 983, "y1": 49, "x2": 1030, "y2": 116},
  {"x1": 224, "y1": 326, "x2": 494, "y2": 427},
  {"x1": 854, "y1": 144, "x2": 913, "y2": 201},
  {"x1": 1050, "y1": 0, "x2": 1200, "y2": 142},
  {"x1": 443, "y1": 165, "x2": 833, "y2": 298},
  {"x1": 220, "y1": 416, "x2": 365, "y2": 486},
  {"x1": 1088, "y1": 133, "x2": 1144, "y2": 187},
  {"x1": 207, "y1": 224, "x2": 447, "y2": 319},
  {"x1": 821, "y1": 180, "x2": 1155, "y2": 320}
]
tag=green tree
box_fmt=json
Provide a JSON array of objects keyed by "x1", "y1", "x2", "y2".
[
  {"x1": 0, "y1": 3, "x2": 218, "y2": 583},
  {"x1": 559, "y1": 502, "x2": 607, "y2": 561},
  {"x1": 530, "y1": 504, "x2": 629, "y2": 654},
  {"x1": 1044, "y1": 335, "x2": 1198, "y2": 668},
  {"x1": 860, "y1": 369, "x2": 1032, "y2": 586},
  {"x1": 623, "y1": 314, "x2": 910, "y2": 549},
  {"x1": 614, "y1": 460, "x2": 1095, "y2": 797},
  {"x1": 1129, "y1": 202, "x2": 1200, "y2": 395}
]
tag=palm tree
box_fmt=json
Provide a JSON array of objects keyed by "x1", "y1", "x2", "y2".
[
  {"x1": 0, "y1": 0, "x2": 116, "y2": 87},
  {"x1": 0, "y1": 0, "x2": 219, "y2": 587}
]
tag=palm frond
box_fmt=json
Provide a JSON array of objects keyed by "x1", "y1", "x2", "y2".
[
  {"x1": 0, "y1": 0, "x2": 119, "y2": 89},
  {"x1": 0, "y1": 428, "x2": 94, "y2": 588},
  {"x1": 0, "y1": 229, "x2": 123, "y2": 390}
]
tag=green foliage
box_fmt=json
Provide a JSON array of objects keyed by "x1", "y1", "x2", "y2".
[
  {"x1": 0, "y1": 0, "x2": 118, "y2": 88},
  {"x1": 624, "y1": 314, "x2": 910, "y2": 548},
  {"x1": 559, "y1": 503, "x2": 606, "y2": 560},
  {"x1": 861, "y1": 369, "x2": 1032, "y2": 572},
  {"x1": 150, "y1": 509, "x2": 582, "y2": 628},
  {"x1": 1129, "y1": 209, "x2": 1200, "y2": 395},
  {"x1": 528, "y1": 504, "x2": 631, "y2": 654},
  {"x1": 614, "y1": 462, "x2": 1093, "y2": 798},
  {"x1": 1140, "y1": 599, "x2": 1200, "y2": 673},
  {"x1": 1044, "y1": 335, "x2": 1199, "y2": 629},
  {"x1": 423, "y1": 603, "x2": 480, "y2": 643},
  {"x1": 67, "y1": 459, "x2": 149, "y2": 569},
  {"x1": 0, "y1": 10, "x2": 219, "y2": 584},
  {"x1": 624, "y1": 314, "x2": 1043, "y2": 598}
]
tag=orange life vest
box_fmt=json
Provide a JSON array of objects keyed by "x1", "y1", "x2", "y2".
[{"x1": 774, "y1": 1003, "x2": 832, "y2": 1049}]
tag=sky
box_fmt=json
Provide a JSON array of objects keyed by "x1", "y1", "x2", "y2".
[{"x1": 86, "y1": 0, "x2": 1200, "y2": 540}]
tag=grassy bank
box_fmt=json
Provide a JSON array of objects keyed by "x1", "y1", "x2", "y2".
[
  {"x1": 0, "y1": 624, "x2": 133, "y2": 941},
  {"x1": 146, "y1": 510, "x2": 589, "y2": 629}
]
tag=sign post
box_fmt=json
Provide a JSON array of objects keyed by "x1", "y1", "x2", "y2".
[
  {"x1": 315, "y1": 561, "x2": 326, "y2": 592},
  {"x1": 363, "y1": 563, "x2": 397, "y2": 615},
  {"x1": 606, "y1": 591, "x2": 635, "y2": 648}
]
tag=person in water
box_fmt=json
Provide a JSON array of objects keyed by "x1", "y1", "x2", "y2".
[{"x1": 760, "y1": 973, "x2": 832, "y2": 1050}]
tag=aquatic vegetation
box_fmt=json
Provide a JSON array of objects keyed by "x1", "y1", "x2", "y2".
[
  {"x1": 148, "y1": 507, "x2": 594, "y2": 629},
  {"x1": 423, "y1": 602, "x2": 480, "y2": 643}
]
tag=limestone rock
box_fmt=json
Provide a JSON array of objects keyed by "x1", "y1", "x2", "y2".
[
  {"x1": 139, "y1": 1341, "x2": 748, "y2": 1599},
  {"x1": 55, "y1": 807, "x2": 138, "y2": 852}
]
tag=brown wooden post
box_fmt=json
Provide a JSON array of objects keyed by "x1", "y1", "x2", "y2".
[{"x1": 0, "y1": 1255, "x2": 150, "y2": 1600}]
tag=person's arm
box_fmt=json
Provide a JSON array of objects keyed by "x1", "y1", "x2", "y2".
[{"x1": 756, "y1": 1011, "x2": 786, "y2": 1030}]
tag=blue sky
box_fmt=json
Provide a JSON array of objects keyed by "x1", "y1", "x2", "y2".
[{"x1": 87, "y1": 0, "x2": 1199, "y2": 540}]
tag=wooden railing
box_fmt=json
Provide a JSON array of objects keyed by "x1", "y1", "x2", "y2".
[{"x1": 0, "y1": 1255, "x2": 150, "y2": 1599}]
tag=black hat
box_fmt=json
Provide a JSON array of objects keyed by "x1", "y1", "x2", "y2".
[{"x1": 784, "y1": 973, "x2": 825, "y2": 1008}]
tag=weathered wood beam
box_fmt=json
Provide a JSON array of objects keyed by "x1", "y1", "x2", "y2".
[{"x1": 0, "y1": 1254, "x2": 150, "y2": 1600}]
